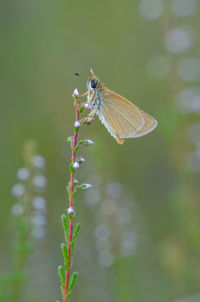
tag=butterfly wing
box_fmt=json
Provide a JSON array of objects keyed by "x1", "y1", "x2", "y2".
[{"x1": 97, "y1": 89, "x2": 157, "y2": 144}]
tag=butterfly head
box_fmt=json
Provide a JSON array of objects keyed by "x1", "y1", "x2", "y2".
[{"x1": 87, "y1": 68, "x2": 101, "y2": 91}]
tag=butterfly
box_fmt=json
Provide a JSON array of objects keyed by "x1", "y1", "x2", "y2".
[{"x1": 75, "y1": 69, "x2": 157, "y2": 144}]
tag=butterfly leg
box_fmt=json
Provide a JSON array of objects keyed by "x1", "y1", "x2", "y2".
[
  {"x1": 88, "y1": 107, "x2": 97, "y2": 118},
  {"x1": 78, "y1": 91, "x2": 88, "y2": 98},
  {"x1": 81, "y1": 106, "x2": 97, "y2": 124},
  {"x1": 82, "y1": 91, "x2": 96, "y2": 115}
]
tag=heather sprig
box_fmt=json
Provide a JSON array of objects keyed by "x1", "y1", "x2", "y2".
[
  {"x1": 0, "y1": 140, "x2": 47, "y2": 302},
  {"x1": 58, "y1": 89, "x2": 93, "y2": 302}
]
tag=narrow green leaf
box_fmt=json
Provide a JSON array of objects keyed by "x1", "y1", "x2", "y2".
[
  {"x1": 74, "y1": 126, "x2": 79, "y2": 134},
  {"x1": 68, "y1": 212, "x2": 73, "y2": 222},
  {"x1": 67, "y1": 137, "x2": 73, "y2": 151},
  {"x1": 68, "y1": 272, "x2": 78, "y2": 293},
  {"x1": 79, "y1": 104, "x2": 84, "y2": 113},
  {"x1": 66, "y1": 291, "x2": 72, "y2": 299},
  {"x1": 61, "y1": 243, "x2": 68, "y2": 271},
  {"x1": 61, "y1": 215, "x2": 69, "y2": 241},
  {"x1": 65, "y1": 272, "x2": 78, "y2": 300},
  {"x1": 72, "y1": 186, "x2": 78, "y2": 199},
  {"x1": 70, "y1": 163, "x2": 74, "y2": 174},
  {"x1": 70, "y1": 223, "x2": 80, "y2": 265},
  {"x1": 72, "y1": 223, "x2": 80, "y2": 243},
  {"x1": 58, "y1": 265, "x2": 65, "y2": 294},
  {"x1": 75, "y1": 140, "x2": 84, "y2": 153},
  {"x1": 66, "y1": 181, "x2": 71, "y2": 195}
]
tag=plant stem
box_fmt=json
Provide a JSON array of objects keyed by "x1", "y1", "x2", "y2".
[{"x1": 64, "y1": 100, "x2": 80, "y2": 302}]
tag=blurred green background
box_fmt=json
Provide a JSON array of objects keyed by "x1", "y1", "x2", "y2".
[{"x1": 1, "y1": 0, "x2": 200, "y2": 301}]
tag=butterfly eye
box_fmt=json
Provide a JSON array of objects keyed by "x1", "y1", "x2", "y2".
[{"x1": 91, "y1": 80, "x2": 97, "y2": 88}]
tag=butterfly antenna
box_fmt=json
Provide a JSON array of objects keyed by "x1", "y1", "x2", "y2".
[{"x1": 74, "y1": 73, "x2": 87, "y2": 79}]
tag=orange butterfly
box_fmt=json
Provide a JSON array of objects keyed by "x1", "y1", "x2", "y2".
[{"x1": 76, "y1": 69, "x2": 157, "y2": 144}]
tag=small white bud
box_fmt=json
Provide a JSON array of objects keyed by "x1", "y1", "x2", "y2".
[
  {"x1": 68, "y1": 207, "x2": 74, "y2": 214},
  {"x1": 87, "y1": 117, "x2": 94, "y2": 123},
  {"x1": 80, "y1": 183, "x2": 93, "y2": 190},
  {"x1": 85, "y1": 139, "x2": 94, "y2": 145},
  {"x1": 74, "y1": 121, "x2": 80, "y2": 128},
  {"x1": 72, "y1": 88, "x2": 79, "y2": 97},
  {"x1": 84, "y1": 103, "x2": 93, "y2": 110},
  {"x1": 79, "y1": 156, "x2": 85, "y2": 163},
  {"x1": 73, "y1": 162, "x2": 79, "y2": 168}
]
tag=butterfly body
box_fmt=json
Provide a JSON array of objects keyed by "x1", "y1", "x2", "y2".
[
  {"x1": 79, "y1": 69, "x2": 157, "y2": 144},
  {"x1": 87, "y1": 81, "x2": 103, "y2": 109}
]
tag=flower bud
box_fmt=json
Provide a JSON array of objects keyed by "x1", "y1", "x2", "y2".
[
  {"x1": 79, "y1": 156, "x2": 85, "y2": 164},
  {"x1": 73, "y1": 162, "x2": 79, "y2": 168},
  {"x1": 72, "y1": 88, "x2": 79, "y2": 97},
  {"x1": 85, "y1": 139, "x2": 94, "y2": 145},
  {"x1": 68, "y1": 207, "x2": 74, "y2": 214},
  {"x1": 87, "y1": 117, "x2": 94, "y2": 123},
  {"x1": 84, "y1": 103, "x2": 93, "y2": 110},
  {"x1": 79, "y1": 183, "x2": 93, "y2": 190},
  {"x1": 74, "y1": 121, "x2": 80, "y2": 128}
]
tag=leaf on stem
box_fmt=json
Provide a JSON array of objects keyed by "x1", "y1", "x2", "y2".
[
  {"x1": 78, "y1": 104, "x2": 84, "y2": 114},
  {"x1": 67, "y1": 137, "x2": 73, "y2": 151},
  {"x1": 72, "y1": 185, "x2": 78, "y2": 199},
  {"x1": 75, "y1": 139, "x2": 94, "y2": 152},
  {"x1": 58, "y1": 265, "x2": 65, "y2": 294},
  {"x1": 61, "y1": 243, "x2": 69, "y2": 272},
  {"x1": 70, "y1": 163, "x2": 74, "y2": 174},
  {"x1": 66, "y1": 181, "x2": 71, "y2": 196},
  {"x1": 66, "y1": 272, "x2": 78, "y2": 299},
  {"x1": 70, "y1": 223, "x2": 80, "y2": 265},
  {"x1": 61, "y1": 215, "x2": 69, "y2": 241},
  {"x1": 68, "y1": 212, "x2": 73, "y2": 222},
  {"x1": 72, "y1": 223, "x2": 80, "y2": 243}
]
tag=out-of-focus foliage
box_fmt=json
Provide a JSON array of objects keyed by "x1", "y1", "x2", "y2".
[
  {"x1": 0, "y1": 0, "x2": 200, "y2": 301},
  {"x1": 0, "y1": 140, "x2": 47, "y2": 301}
]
